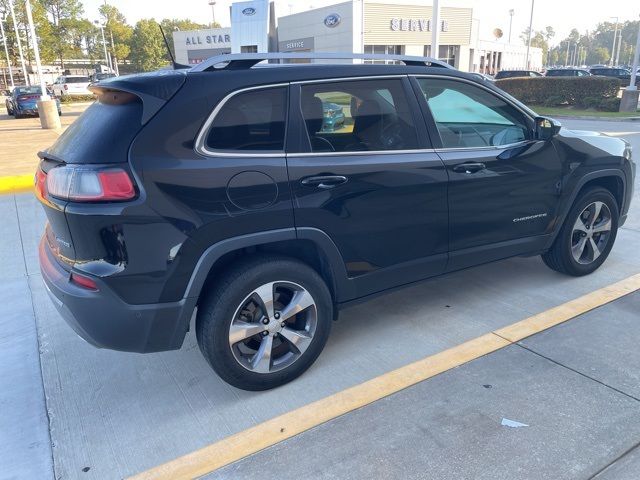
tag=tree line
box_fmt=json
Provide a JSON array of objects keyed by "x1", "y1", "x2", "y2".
[
  {"x1": 523, "y1": 20, "x2": 640, "y2": 67},
  {"x1": 0, "y1": 0, "x2": 218, "y2": 74},
  {"x1": 2, "y1": 1, "x2": 639, "y2": 74}
]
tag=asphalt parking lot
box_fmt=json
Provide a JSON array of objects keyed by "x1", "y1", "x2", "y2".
[{"x1": 1, "y1": 116, "x2": 639, "y2": 480}]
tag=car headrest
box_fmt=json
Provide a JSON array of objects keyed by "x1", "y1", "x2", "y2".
[{"x1": 302, "y1": 95, "x2": 324, "y2": 135}]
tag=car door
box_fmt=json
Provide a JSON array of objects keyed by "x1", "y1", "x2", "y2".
[
  {"x1": 53, "y1": 77, "x2": 63, "y2": 96},
  {"x1": 286, "y1": 76, "x2": 448, "y2": 299},
  {"x1": 412, "y1": 76, "x2": 563, "y2": 271}
]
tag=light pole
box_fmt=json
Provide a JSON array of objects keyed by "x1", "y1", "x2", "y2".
[
  {"x1": 508, "y1": 9, "x2": 514, "y2": 44},
  {"x1": 619, "y1": 16, "x2": 640, "y2": 112},
  {"x1": 0, "y1": 12, "x2": 15, "y2": 89},
  {"x1": 525, "y1": 0, "x2": 534, "y2": 69},
  {"x1": 615, "y1": 28, "x2": 622, "y2": 66},
  {"x1": 208, "y1": 1, "x2": 216, "y2": 27},
  {"x1": 25, "y1": 0, "x2": 60, "y2": 128},
  {"x1": 610, "y1": 17, "x2": 619, "y2": 66},
  {"x1": 431, "y1": 0, "x2": 440, "y2": 59},
  {"x1": 94, "y1": 20, "x2": 111, "y2": 72},
  {"x1": 8, "y1": 0, "x2": 28, "y2": 85}
]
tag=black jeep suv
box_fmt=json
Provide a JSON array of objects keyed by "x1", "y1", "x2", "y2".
[{"x1": 37, "y1": 53, "x2": 635, "y2": 390}]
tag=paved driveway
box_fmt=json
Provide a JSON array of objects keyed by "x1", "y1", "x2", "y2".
[{"x1": 0, "y1": 118, "x2": 639, "y2": 479}]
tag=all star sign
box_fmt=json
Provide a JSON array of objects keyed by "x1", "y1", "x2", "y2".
[{"x1": 185, "y1": 33, "x2": 231, "y2": 46}]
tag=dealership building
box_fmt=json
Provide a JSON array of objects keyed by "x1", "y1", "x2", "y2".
[{"x1": 172, "y1": 0, "x2": 542, "y2": 72}]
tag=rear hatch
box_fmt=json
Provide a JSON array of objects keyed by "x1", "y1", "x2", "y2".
[
  {"x1": 17, "y1": 93, "x2": 40, "y2": 108},
  {"x1": 64, "y1": 76, "x2": 91, "y2": 94},
  {"x1": 37, "y1": 70, "x2": 187, "y2": 269}
]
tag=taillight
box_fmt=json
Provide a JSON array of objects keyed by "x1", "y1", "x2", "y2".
[
  {"x1": 35, "y1": 169, "x2": 47, "y2": 199},
  {"x1": 70, "y1": 272, "x2": 98, "y2": 291},
  {"x1": 47, "y1": 166, "x2": 136, "y2": 202}
]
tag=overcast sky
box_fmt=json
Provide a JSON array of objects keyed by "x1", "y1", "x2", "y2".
[{"x1": 83, "y1": 0, "x2": 639, "y2": 46}]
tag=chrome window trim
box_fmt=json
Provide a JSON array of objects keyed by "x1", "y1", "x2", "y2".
[
  {"x1": 195, "y1": 83, "x2": 289, "y2": 158},
  {"x1": 290, "y1": 148, "x2": 438, "y2": 158},
  {"x1": 435, "y1": 140, "x2": 532, "y2": 154},
  {"x1": 292, "y1": 74, "x2": 407, "y2": 85},
  {"x1": 412, "y1": 74, "x2": 537, "y2": 151}
]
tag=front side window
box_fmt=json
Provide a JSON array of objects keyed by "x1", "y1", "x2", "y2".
[
  {"x1": 205, "y1": 87, "x2": 287, "y2": 152},
  {"x1": 417, "y1": 78, "x2": 529, "y2": 149},
  {"x1": 299, "y1": 79, "x2": 419, "y2": 153}
]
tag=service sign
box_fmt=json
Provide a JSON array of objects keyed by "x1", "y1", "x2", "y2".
[{"x1": 390, "y1": 19, "x2": 449, "y2": 32}]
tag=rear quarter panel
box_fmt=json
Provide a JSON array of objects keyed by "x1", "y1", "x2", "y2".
[{"x1": 127, "y1": 73, "x2": 295, "y2": 303}]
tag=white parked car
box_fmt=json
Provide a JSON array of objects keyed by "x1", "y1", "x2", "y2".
[{"x1": 51, "y1": 75, "x2": 92, "y2": 97}]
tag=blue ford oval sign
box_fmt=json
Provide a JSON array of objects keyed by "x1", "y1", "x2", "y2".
[
  {"x1": 324, "y1": 13, "x2": 341, "y2": 28},
  {"x1": 242, "y1": 7, "x2": 256, "y2": 16}
]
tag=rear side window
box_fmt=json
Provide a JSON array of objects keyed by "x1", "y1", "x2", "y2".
[
  {"x1": 205, "y1": 87, "x2": 287, "y2": 152},
  {"x1": 299, "y1": 78, "x2": 419, "y2": 153}
]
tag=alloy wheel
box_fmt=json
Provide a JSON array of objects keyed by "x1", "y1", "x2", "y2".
[
  {"x1": 228, "y1": 281, "x2": 317, "y2": 374},
  {"x1": 571, "y1": 201, "x2": 612, "y2": 265}
]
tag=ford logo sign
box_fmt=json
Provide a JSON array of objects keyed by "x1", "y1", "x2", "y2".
[
  {"x1": 324, "y1": 13, "x2": 341, "y2": 28},
  {"x1": 242, "y1": 7, "x2": 256, "y2": 16}
]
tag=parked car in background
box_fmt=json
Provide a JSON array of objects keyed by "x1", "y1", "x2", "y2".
[
  {"x1": 589, "y1": 67, "x2": 640, "y2": 86},
  {"x1": 545, "y1": 69, "x2": 591, "y2": 77},
  {"x1": 321, "y1": 101, "x2": 345, "y2": 131},
  {"x1": 91, "y1": 72, "x2": 117, "y2": 83},
  {"x1": 5, "y1": 85, "x2": 62, "y2": 118},
  {"x1": 51, "y1": 75, "x2": 92, "y2": 97},
  {"x1": 495, "y1": 70, "x2": 542, "y2": 79},
  {"x1": 470, "y1": 73, "x2": 495, "y2": 83}
]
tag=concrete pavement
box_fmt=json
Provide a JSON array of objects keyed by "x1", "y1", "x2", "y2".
[
  {"x1": 207, "y1": 292, "x2": 640, "y2": 480},
  {"x1": 0, "y1": 103, "x2": 89, "y2": 178},
  {"x1": 0, "y1": 118, "x2": 638, "y2": 479}
]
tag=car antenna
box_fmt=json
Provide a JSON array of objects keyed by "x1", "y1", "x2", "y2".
[{"x1": 158, "y1": 24, "x2": 191, "y2": 70}]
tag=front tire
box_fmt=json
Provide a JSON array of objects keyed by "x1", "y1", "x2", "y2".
[
  {"x1": 542, "y1": 187, "x2": 619, "y2": 276},
  {"x1": 196, "y1": 255, "x2": 333, "y2": 391}
]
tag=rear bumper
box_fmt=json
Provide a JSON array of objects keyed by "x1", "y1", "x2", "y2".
[{"x1": 39, "y1": 236, "x2": 196, "y2": 353}]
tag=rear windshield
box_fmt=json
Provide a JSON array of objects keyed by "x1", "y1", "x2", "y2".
[
  {"x1": 45, "y1": 97, "x2": 143, "y2": 164},
  {"x1": 66, "y1": 77, "x2": 90, "y2": 83},
  {"x1": 16, "y1": 86, "x2": 42, "y2": 95}
]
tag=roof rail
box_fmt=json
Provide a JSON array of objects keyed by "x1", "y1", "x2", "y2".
[{"x1": 189, "y1": 52, "x2": 455, "y2": 72}]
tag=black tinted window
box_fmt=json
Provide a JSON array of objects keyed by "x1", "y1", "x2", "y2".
[
  {"x1": 546, "y1": 70, "x2": 570, "y2": 77},
  {"x1": 299, "y1": 79, "x2": 419, "y2": 153},
  {"x1": 206, "y1": 87, "x2": 287, "y2": 152}
]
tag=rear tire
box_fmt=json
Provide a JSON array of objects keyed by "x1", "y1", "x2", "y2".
[
  {"x1": 196, "y1": 255, "x2": 333, "y2": 391},
  {"x1": 542, "y1": 187, "x2": 618, "y2": 276}
]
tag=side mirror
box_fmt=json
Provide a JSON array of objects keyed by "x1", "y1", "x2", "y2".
[{"x1": 535, "y1": 116, "x2": 561, "y2": 141}]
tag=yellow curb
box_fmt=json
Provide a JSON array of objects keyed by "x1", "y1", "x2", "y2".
[
  {"x1": 130, "y1": 273, "x2": 640, "y2": 480},
  {"x1": 0, "y1": 174, "x2": 34, "y2": 195}
]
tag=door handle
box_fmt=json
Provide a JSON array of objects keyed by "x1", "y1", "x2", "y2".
[
  {"x1": 300, "y1": 175, "x2": 348, "y2": 189},
  {"x1": 452, "y1": 162, "x2": 486, "y2": 174}
]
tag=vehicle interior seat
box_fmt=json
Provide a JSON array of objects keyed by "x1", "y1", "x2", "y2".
[{"x1": 302, "y1": 94, "x2": 335, "y2": 152}]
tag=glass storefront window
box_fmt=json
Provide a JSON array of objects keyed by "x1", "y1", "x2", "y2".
[
  {"x1": 364, "y1": 45, "x2": 404, "y2": 64},
  {"x1": 424, "y1": 45, "x2": 459, "y2": 67}
]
